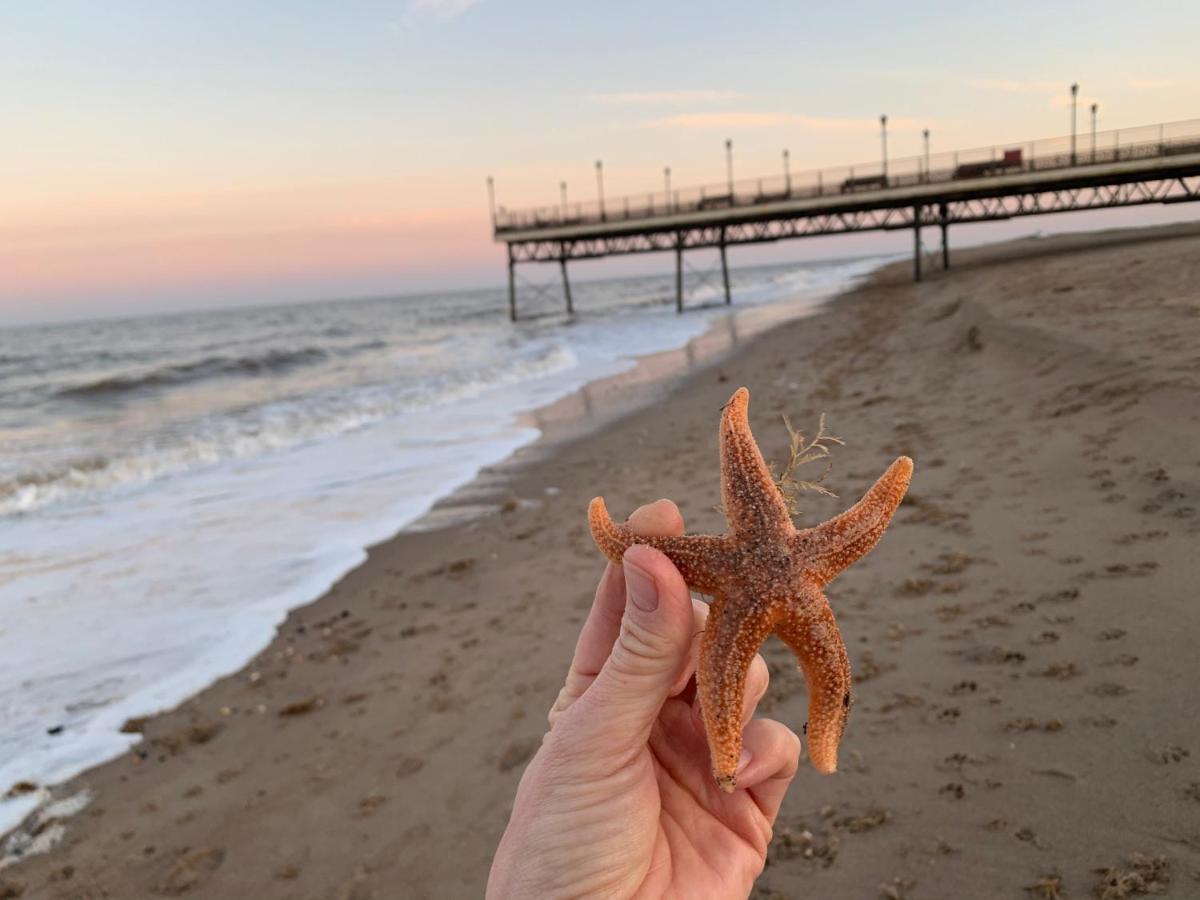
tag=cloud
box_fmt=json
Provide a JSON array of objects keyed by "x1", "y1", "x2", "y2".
[
  {"x1": 968, "y1": 78, "x2": 1063, "y2": 94},
  {"x1": 969, "y1": 79, "x2": 1106, "y2": 110},
  {"x1": 1128, "y1": 78, "x2": 1175, "y2": 89},
  {"x1": 409, "y1": 0, "x2": 479, "y2": 17},
  {"x1": 650, "y1": 112, "x2": 922, "y2": 132},
  {"x1": 589, "y1": 90, "x2": 745, "y2": 105}
]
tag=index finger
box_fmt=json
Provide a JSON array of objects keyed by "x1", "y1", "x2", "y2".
[{"x1": 571, "y1": 499, "x2": 685, "y2": 679}]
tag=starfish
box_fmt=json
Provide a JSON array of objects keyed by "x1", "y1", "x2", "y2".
[{"x1": 589, "y1": 387, "x2": 912, "y2": 791}]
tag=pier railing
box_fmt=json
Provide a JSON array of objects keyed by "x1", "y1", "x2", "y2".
[{"x1": 494, "y1": 117, "x2": 1200, "y2": 233}]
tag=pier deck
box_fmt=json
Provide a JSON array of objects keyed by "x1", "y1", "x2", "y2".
[{"x1": 491, "y1": 118, "x2": 1200, "y2": 320}]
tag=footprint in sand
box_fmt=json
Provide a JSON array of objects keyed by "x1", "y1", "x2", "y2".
[
  {"x1": 1087, "y1": 682, "x2": 1132, "y2": 698},
  {"x1": 1036, "y1": 662, "x2": 1082, "y2": 680},
  {"x1": 1038, "y1": 587, "x2": 1080, "y2": 604},
  {"x1": 1101, "y1": 654, "x2": 1138, "y2": 667},
  {"x1": 1113, "y1": 529, "x2": 1168, "y2": 546},
  {"x1": 1144, "y1": 744, "x2": 1189, "y2": 765},
  {"x1": 154, "y1": 847, "x2": 225, "y2": 896}
]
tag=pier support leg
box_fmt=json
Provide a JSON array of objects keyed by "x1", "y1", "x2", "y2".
[
  {"x1": 507, "y1": 246, "x2": 517, "y2": 322},
  {"x1": 719, "y1": 233, "x2": 732, "y2": 305},
  {"x1": 939, "y1": 202, "x2": 950, "y2": 270},
  {"x1": 675, "y1": 236, "x2": 684, "y2": 313},
  {"x1": 559, "y1": 242, "x2": 573, "y2": 315},
  {"x1": 912, "y1": 205, "x2": 923, "y2": 283}
]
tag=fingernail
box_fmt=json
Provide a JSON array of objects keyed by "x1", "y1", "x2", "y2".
[
  {"x1": 736, "y1": 748, "x2": 752, "y2": 774},
  {"x1": 623, "y1": 558, "x2": 659, "y2": 613}
]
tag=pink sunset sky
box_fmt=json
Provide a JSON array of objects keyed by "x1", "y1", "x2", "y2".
[{"x1": 2, "y1": 1, "x2": 1197, "y2": 325}]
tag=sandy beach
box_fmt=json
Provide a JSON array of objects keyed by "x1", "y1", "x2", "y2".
[{"x1": 4, "y1": 222, "x2": 1200, "y2": 899}]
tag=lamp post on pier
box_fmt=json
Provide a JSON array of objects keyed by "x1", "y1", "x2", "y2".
[
  {"x1": 880, "y1": 115, "x2": 889, "y2": 182},
  {"x1": 1069, "y1": 83, "x2": 1079, "y2": 165},
  {"x1": 594, "y1": 160, "x2": 606, "y2": 221},
  {"x1": 783, "y1": 148, "x2": 791, "y2": 194},
  {"x1": 1090, "y1": 103, "x2": 1098, "y2": 163},
  {"x1": 486, "y1": 176, "x2": 496, "y2": 227},
  {"x1": 560, "y1": 181, "x2": 568, "y2": 220},
  {"x1": 664, "y1": 166, "x2": 671, "y2": 211},
  {"x1": 725, "y1": 138, "x2": 734, "y2": 198},
  {"x1": 923, "y1": 129, "x2": 930, "y2": 183}
]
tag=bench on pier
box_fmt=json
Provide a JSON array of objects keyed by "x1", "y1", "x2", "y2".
[
  {"x1": 839, "y1": 173, "x2": 889, "y2": 193},
  {"x1": 697, "y1": 193, "x2": 735, "y2": 210},
  {"x1": 954, "y1": 148, "x2": 1023, "y2": 179}
]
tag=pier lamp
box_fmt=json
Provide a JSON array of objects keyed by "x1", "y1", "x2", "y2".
[
  {"x1": 595, "y1": 160, "x2": 606, "y2": 221},
  {"x1": 664, "y1": 166, "x2": 672, "y2": 210},
  {"x1": 725, "y1": 138, "x2": 734, "y2": 197},
  {"x1": 1091, "y1": 103, "x2": 1098, "y2": 163},
  {"x1": 783, "y1": 148, "x2": 791, "y2": 194},
  {"x1": 486, "y1": 175, "x2": 496, "y2": 226},
  {"x1": 880, "y1": 115, "x2": 889, "y2": 181},
  {"x1": 1070, "y1": 83, "x2": 1079, "y2": 165},
  {"x1": 923, "y1": 129, "x2": 930, "y2": 183},
  {"x1": 560, "y1": 181, "x2": 568, "y2": 220}
]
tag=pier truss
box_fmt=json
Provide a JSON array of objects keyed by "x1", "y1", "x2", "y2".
[{"x1": 492, "y1": 119, "x2": 1200, "y2": 319}]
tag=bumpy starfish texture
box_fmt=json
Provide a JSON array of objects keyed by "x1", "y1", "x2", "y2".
[{"x1": 589, "y1": 387, "x2": 912, "y2": 791}]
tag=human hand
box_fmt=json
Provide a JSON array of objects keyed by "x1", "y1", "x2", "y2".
[{"x1": 487, "y1": 499, "x2": 801, "y2": 899}]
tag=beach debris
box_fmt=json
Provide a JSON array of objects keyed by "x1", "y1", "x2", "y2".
[
  {"x1": 2, "y1": 783, "x2": 36, "y2": 801},
  {"x1": 278, "y1": 697, "x2": 323, "y2": 717},
  {"x1": 767, "y1": 822, "x2": 840, "y2": 868},
  {"x1": 589, "y1": 387, "x2": 912, "y2": 789},
  {"x1": 1093, "y1": 853, "x2": 1170, "y2": 898},
  {"x1": 1024, "y1": 873, "x2": 1066, "y2": 899},
  {"x1": 356, "y1": 794, "x2": 387, "y2": 816},
  {"x1": 0, "y1": 789, "x2": 92, "y2": 873},
  {"x1": 773, "y1": 413, "x2": 842, "y2": 513}
]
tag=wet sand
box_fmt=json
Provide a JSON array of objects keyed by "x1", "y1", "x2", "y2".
[{"x1": 4, "y1": 221, "x2": 1200, "y2": 899}]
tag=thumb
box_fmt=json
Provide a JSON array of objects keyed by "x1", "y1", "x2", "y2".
[{"x1": 584, "y1": 544, "x2": 695, "y2": 744}]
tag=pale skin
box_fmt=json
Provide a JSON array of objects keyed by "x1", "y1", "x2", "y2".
[{"x1": 487, "y1": 499, "x2": 802, "y2": 900}]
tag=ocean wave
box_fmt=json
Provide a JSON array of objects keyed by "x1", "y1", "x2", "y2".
[
  {"x1": 55, "y1": 347, "x2": 333, "y2": 400},
  {"x1": 3, "y1": 342, "x2": 578, "y2": 516}
]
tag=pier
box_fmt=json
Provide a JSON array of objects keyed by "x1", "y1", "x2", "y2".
[{"x1": 490, "y1": 118, "x2": 1200, "y2": 320}]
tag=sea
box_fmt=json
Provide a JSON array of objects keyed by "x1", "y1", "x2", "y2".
[{"x1": 0, "y1": 256, "x2": 885, "y2": 833}]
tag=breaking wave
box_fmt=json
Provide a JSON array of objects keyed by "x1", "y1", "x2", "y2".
[
  {"x1": 53, "y1": 344, "x2": 389, "y2": 400},
  {"x1": 2, "y1": 342, "x2": 578, "y2": 516}
]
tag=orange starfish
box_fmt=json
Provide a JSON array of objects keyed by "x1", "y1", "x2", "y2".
[{"x1": 589, "y1": 387, "x2": 912, "y2": 790}]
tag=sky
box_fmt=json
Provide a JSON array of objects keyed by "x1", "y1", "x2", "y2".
[{"x1": 2, "y1": 1, "x2": 1198, "y2": 325}]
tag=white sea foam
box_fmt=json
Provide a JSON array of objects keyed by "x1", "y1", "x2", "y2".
[{"x1": 0, "y1": 258, "x2": 886, "y2": 835}]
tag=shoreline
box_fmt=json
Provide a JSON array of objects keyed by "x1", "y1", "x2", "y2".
[
  {"x1": 416, "y1": 258, "x2": 886, "y2": 533},
  {"x1": 5, "y1": 220, "x2": 1200, "y2": 898},
  {"x1": 0, "y1": 257, "x2": 876, "y2": 839}
]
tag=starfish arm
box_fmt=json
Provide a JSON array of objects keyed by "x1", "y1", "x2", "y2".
[
  {"x1": 697, "y1": 593, "x2": 779, "y2": 792},
  {"x1": 771, "y1": 587, "x2": 851, "y2": 774},
  {"x1": 791, "y1": 456, "x2": 913, "y2": 586},
  {"x1": 588, "y1": 497, "x2": 731, "y2": 596},
  {"x1": 719, "y1": 387, "x2": 793, "y2": 538}
]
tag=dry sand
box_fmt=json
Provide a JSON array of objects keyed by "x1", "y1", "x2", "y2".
[{"x1": 4, "y1": 222, "x2": 1200, "y2": 899}]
